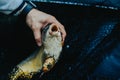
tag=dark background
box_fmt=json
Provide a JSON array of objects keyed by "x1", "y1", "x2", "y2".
[{"x1": 0, "y1": 2, "x2": 120, "y2": 80}]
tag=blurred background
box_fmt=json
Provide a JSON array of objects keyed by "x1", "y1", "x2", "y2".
[{"x1": 0, "y1": 0, "x2": 120, "y2": 80}]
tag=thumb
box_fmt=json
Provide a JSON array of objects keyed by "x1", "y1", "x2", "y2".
[{"x1": 33, "y1": 28, "x2": 42, "y2": 46}]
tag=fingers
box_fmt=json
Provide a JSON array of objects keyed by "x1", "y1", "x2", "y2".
[
  {"x1": 59, "y1": 25, "x2": 67, "y2": 42},
  {"x1": 52, "y1": 19, "x2": 66, "y2": 42},
  {"x1": 32, "y1": 24, "x2": 42, "y2": 46},
  {"x1": 26, "y1": 9, "x2": 66, "y2": 46}
]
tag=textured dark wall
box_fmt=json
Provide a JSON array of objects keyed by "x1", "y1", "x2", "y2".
[
  {"x1": 0, "y1": 2, "x2": 120, "y2": 80},
  {"x1": 25, "y1": 0, "x2": 120, "y2": 10}
]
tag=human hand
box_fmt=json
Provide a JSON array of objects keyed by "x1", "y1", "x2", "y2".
[{"x1": 26, "y1": 9, "x2": 66, "y2": 46}]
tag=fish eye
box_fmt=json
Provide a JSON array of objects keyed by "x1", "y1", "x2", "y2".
[{"x1": 42, "y1": 25, "x2": 50, "y2": 33}]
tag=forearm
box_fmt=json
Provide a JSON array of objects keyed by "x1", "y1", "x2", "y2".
[{"x1": 0, "y1": 0, "x2": 23, "y2": 14}]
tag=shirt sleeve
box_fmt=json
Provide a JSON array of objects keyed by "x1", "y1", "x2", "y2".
[{"x1": 0, "y1": 0, "x2": 23, "y2": 14}]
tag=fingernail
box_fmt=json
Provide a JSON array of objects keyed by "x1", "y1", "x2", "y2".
[
  {"x1": 62, "y1": 38, "x2": 64, "y2": 42},
  {"x1": 38, "y1": 43, "x2": 42, "y2": 46}
]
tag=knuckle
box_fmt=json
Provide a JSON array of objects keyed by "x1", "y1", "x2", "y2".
[
  {"x1": 63, "y1": 30, "x2": 67, "y2": 36},
  {"x1": 47, "y1": 15, "x2": 57, "y2": 23},
  {"x1": 64, "y1": 32, "x2": 67, "y2": 37},
  {"x1": 65, "y1": 31, "x2": 67, "y2": 35},
  {"x1": 35, "y1": 38, "x2": 39, "y2": 41},
  {"x1": 32, "y1": 27, "x2": 36, "y2": 31},
  {"x1": 61, "y1": 25, "x2": 64, "y2": 29},
  {"x1": 31, "y1": 25, "x2": 36, "y2": 29},
  {"x1": 52, "y1": 16, "x2": 56, "y2": 19},
  {"x1": 35, "y1": 36, "x2": 40, "y2": 40},
  {"x1": 32, "y1": 26, "x2": 39, "y2": 31},
  {"x1": 49, "y1": 15, "x2": 56, "y2": 20}
]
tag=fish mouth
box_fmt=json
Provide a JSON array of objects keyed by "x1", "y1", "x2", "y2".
[
  {"x1": 42, "y1": 24, "x2": 59, "y2": 34},
  {"x1": 41, "y1": 24, "x2": 61, "y2": 42},
  {"x1": 51, "y1": 24, "x2": 58, "y2": 32},
  {"x1": 49, "y1": 24, "x2": 60, "y2": 36}
]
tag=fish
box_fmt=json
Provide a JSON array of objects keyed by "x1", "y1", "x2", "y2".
[{"x1": 9, "y1": 24, "x2": 63, "y2": 80}]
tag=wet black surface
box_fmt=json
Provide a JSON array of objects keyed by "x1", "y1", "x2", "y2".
[{"x1": 0, "y1": 2, "x2": 120, "y2": 80}]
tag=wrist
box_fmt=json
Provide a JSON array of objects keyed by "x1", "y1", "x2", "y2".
[
  {"x1": 10, "y1": 1, "x2": 37, "y2": 17},
  {"x1": 21, "y1": 2, "x2": 34, "y2": 17}
]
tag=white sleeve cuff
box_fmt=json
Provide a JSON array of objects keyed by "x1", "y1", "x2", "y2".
[{"x1": 0, "y1": 0, "x2": 23, "y2": 14}]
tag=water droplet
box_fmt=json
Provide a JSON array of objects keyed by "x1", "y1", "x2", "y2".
[
  {"x1": 69, "y1": 67, "x2": 72, "y2": 71},
  {"x1": 66, "y1": 45, "x2": 70, "y2": 48}
]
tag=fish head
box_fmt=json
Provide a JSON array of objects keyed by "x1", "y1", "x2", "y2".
[
  {"x1": 42, "y1": 24, "x2": 62, "y2": 44},
  {"x1": 41, "y1": 24, "x2": 63, "y2": 72}
]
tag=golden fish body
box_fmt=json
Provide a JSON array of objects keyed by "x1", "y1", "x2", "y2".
[{"x1": 9, "y1": 24, "x2": 62, "y2": 80}]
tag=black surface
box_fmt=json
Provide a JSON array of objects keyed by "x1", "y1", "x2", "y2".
[{"x1": 0, "y1": 2, "x2": 120, "y2": 80}]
